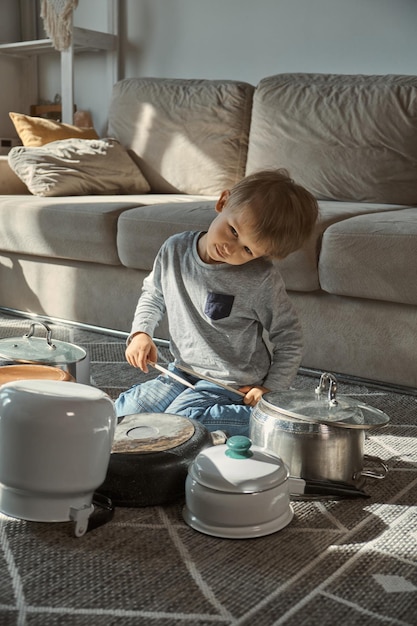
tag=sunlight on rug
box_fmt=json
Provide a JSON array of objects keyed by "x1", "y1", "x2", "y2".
[{"x1": 0, "y1": 310, "x2": 416, "y2": 625}]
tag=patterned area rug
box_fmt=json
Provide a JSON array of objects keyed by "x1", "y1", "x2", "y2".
[{"x1": 0, "y1": 312, "x2": 416, "y2": 625}]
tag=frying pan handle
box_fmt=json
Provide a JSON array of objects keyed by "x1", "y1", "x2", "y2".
[
  {"x1": 69, "y1": 494, "x2": 114, "y2": 537},
  {"x1": 87, "y1": 493, "x2": 115, "y2": 533},
  {"x1": 24, "y1": 321, "x2": 56, "y2": 350},
  {"x1": 288, "y1": 476, "x2": 369, "y2": 499}
]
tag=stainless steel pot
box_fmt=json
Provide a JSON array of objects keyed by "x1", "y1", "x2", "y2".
[{"x1": 250, "y1": 373, "x2": 389, "y2": 490}]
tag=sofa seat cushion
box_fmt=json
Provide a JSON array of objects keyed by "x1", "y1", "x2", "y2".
[
  {"x1": 0, "y1": 156, "x2": 29, "y2": 194},
  {"x1": 319, "y1": 207, "x2": 417, "y2": 305},
  {"x1": 246, "y1": 73, "x2": 417, "y2": 205},
  {"x1": 118, "y1": 199, "x2": 330, "y2": 280},
  {"x1": 276, "y1": 201, "x2": 406, "y2": 291},
  {"x1": 0, "y1": 194, "x2": 215, "y2": 266},
  {"x1": 0, "y1": 195, "x2": 147, "y2": 265},
  {"x1": 108, "y1": 77, "x2": 254, "y2": 195},
  {"x1": 117, "y1": 201, "x2": 217, "y2": 270},
  {"x1": 117, "y1": 199, "x2": 398, "y2": 291}
]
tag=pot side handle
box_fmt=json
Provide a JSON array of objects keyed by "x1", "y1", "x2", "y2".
[
  {"x1": 210, "y1": 430, "x2": 228, "y2": 446},
  {"x1": 356, "y1": 454, "x2": 389, "y2": 480}
]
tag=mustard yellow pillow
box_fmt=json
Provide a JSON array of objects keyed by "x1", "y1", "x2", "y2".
[{"x1": 9, "y1": 111, "x2": 99, "y2": 147}]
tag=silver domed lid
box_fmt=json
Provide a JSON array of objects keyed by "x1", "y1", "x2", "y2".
[{"x1": 261, "y1": 373, "x2": 390, "y2": 430}]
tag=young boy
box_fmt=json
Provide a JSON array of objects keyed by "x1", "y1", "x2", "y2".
[{"x1": 115, "y1": 169, "x2": 319, "y2": 435}]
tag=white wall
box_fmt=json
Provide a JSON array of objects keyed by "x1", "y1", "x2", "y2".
[
  {"x1": 1, "y1": 0, "x2": 417, "y2": 138},
  {"x1": 123, "y1": 0, "x2": 417, "y2": 81},
  {"x1": 0, "y1": 0, "x2": 25, "y2": 138}
]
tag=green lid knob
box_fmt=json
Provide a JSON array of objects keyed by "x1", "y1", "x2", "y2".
[{"x1": 225, "y1": 435, "x2": 253, "y2": 459}]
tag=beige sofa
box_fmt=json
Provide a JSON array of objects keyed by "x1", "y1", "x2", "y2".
[{"x1": 1, "y1": 73, "x2": 416, "y2": 390}]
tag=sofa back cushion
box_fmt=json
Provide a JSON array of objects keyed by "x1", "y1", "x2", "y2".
[
  {"x1": 108, "y1": 77, "x2": 254, "y2": 195},
  {"x1": 246, "y1": 73, "x2": 417, "y2": 205}
]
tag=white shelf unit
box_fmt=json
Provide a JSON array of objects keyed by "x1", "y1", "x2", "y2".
[{"x1": 0, "y1": 1, "x2": 119, "y2": 124}]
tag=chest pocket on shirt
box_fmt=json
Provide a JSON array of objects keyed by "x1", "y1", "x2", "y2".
[{"x1": 204, "y1": 292, "x2": 235, "y2": 321}]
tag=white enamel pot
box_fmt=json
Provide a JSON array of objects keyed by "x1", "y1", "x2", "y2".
[
  {"x1": 183, "y1": 435, "x2": 294, "y2": 539},
  {"x1": 0, "y1": 379, "x2": 116, "y2": 536}
]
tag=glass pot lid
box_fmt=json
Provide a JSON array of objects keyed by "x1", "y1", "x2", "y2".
[
  {"x1": 0, "y1": 321, "x2": 86, "y2": 366},
  {"x1": 261, "y1": 373, "x2": 390, "y2": 429}
]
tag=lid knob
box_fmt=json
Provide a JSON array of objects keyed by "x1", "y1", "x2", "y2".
[{"x1": 225, "y1": 436, "x2": 253, "y2": 459}]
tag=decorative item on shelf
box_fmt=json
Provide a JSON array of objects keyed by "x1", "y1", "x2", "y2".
[
  {"x1": 73, "y1": 109, "x2": 94, "y2": 129},
  {"x1": 30, "y1": 94, "x2": 77, "y2": 123},
  {"x1": 30, "y1": 104, "x2": 63, "y2": 122},
  {"x1": 40, "y1": 0, "x2": 79, "y2": 51},
  {"x1": 29, "y1": 104, "x2": 93, "y2": 128}
]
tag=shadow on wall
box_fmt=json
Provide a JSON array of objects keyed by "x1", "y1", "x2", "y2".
[
  {"x1": 108, "y1": 3, "x2": 254, "y2": 195},
  {"x1": 119, "y1": 0, "x2": 157, "y2": 80},
  {"x1": 117, "y1": 0, "x2": 146, "y2": 81}
]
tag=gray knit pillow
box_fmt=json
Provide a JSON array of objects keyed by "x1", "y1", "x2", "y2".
[{"x1": 8, "y1": 137, "x2": 150, "y2": 196}]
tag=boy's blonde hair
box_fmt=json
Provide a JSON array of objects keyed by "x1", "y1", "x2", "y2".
[{"x1": 227, "y1": 169, "x2": 319, "y2": 259}]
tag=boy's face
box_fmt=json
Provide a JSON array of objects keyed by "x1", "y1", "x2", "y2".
[{"x1": 198, "y1": 190, "x2": 268, "y2": 265}]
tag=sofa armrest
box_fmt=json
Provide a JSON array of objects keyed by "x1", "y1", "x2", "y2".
[{"x1": 0, "y1": 156, "x2": 30, "y2": 194}]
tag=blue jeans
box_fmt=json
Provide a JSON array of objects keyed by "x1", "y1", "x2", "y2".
[{"x1": 114, "y1": 364, "x2": 251, "y2": 436}]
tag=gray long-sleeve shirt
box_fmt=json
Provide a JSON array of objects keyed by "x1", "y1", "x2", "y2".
[{"x1": 130, "y1": 231, "x2": 303, "y2": 390}]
